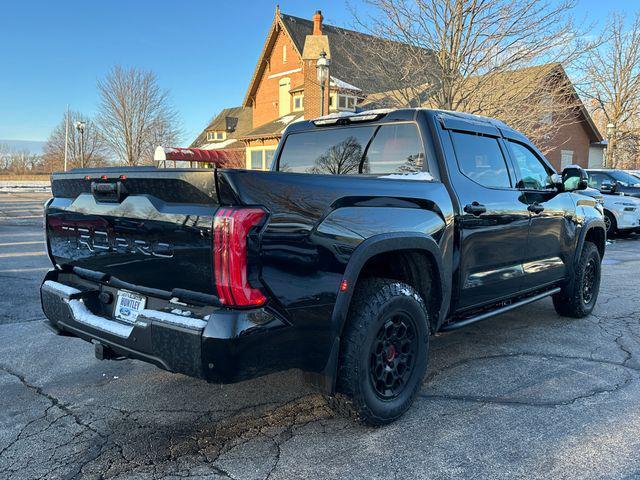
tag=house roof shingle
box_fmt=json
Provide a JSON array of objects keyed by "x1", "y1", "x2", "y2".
[
  {"x1": 279, "y1": 13, "x2": 437, "y2": 95},
  {"x1": 190, "y1": 106, "x2": 252, "y2": 149},
  {"x1": 242, "y1": 113, "x2": 304, "y2": 139}
]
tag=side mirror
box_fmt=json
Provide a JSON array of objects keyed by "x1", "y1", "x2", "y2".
[
  {"x1": 600, "y1": 180, "x2": 616, "y2": 194},
  {"x1": 561, "y1": 165, "x2": 588, "y2": 192},
  {"x1": 550, "y1": 173, "x2": 564, "y2": 190}
]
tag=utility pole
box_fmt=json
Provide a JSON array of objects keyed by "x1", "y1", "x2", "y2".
[
  {"x1": 75, "y1": 121, "x2": 86, "y2": 168},
  {"x1": 63, "y1": 105, "x2": 69, "y2": 171}
]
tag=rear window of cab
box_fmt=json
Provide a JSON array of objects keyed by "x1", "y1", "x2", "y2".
[{"x1": 276, "y1": 123, "x2": 426, "y2": 175}]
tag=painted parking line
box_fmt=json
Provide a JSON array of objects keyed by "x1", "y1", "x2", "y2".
[
  {"x1": 0, "y1": 215, "x2": 43, "y2": 219},
  {"x1": 0, "y1": 267, "x2": 50, "y2": 273},
  {"x1": 0, "y1": 241, "x2": 45, "y2": 247},
  {"x1": 0, "y1": 209, "x2": 43, "y2": 213},
  {"x1": 0, "y1": 232, "x2": 44, "y2": 238},
  {"x1": 0, "y1": 251, "x2": 47, "y2": 258}
]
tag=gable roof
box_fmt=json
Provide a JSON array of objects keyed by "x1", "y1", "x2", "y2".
[
  {"x1": 189, "y1": 106, "x2": 252, "y2": 149},
  {"x1": 242, "y1": 10, "x2": 438, "y2": 107},
  {"x1": 281, "y1": 14, "x2": 437, "y2": 95},
  {"x1": 460, "y1": 63, "x2": 603, "y2": 143},
  {"x1": 242, "y1": 113, "x2": 304, "y2": 140},
  {"x1": 362, "y1": 63, "x2": 603, "y2": 143}
]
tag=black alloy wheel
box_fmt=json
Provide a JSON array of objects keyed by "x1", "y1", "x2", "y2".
[
  {"x1": 369, "y1": 313, "x2": 419, "y2": 399},
  {"x1": 582, "y1": 257, "x2": 597, "y2": 305}
]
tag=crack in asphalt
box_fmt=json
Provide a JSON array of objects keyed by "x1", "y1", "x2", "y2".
[{"x1": 2, "y1": 232, "x2": 640, "y2": 479}]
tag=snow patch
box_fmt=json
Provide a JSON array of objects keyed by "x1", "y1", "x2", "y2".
[
  {"x1": 67, "y1": 299, "x2": 134, "y2": 338},
  {"x1": 330, "y1": 76, "x2": 361, "y2": 92},
  {"x1": 379, "y1": 172, "x2": 434, "y2": 181},
  {"x1": 140, "y1": 309, "x2": 208, "y2": 330},
  {"x1": 278, "y1": 115, "x2": 297, "y2": 125},
  {"x1": 42, "y1": 280, "x2": 81, "y2": 299},
  {"x1": 200, "y1": 138, "x2": 238, "y2": 150},
  {"x1": 0, "y1": 181, "x2": 50, "y2": 193},
  {"x1": 314, "y1": 108, "x2": 394, "y2": 121},
  {"x1": 164, "y1": 147, "x2": 194, "y2": 155}
]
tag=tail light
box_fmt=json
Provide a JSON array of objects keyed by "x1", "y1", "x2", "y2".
[{"x1": 213, "y1": 207, "x2": 267, "y2": 307}]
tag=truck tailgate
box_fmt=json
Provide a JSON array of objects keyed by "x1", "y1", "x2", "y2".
[{"x1": 46, "y1": 169, "x2": 217, "y2": 294}]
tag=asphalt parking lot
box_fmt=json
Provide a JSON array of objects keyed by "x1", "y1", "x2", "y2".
[{"x1": 1, "y1": 192, "x2": 639, "y2": 480}]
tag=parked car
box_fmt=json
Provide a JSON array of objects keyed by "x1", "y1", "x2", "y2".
[
  {"x1": 585, "y1": 168, "x2": 640, "y2": 198},
  {"x1": 579, "y1": 186, "x2": 640, "y2": 235},
  {"x1": 41, "y1": 109, "x2": 606, "y2": 425}
]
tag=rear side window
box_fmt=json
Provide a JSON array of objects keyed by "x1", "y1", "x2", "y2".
[
  {"x1": 277, "y1": 123, "x2": 426, "y2": 175},
  {"x1": 278, "y1": 126, "x2": 376, "y2": 174},
  {"x1": 363, "y1": 124, "x2": 424, "y2": 174},
  {"x1": 451, "y1": 132, "x2": 511, "y2": 188}
]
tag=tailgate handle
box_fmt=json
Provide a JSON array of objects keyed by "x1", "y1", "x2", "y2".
[{"x1": 91, "y1": 181, "x2": 127, "y2": 203}]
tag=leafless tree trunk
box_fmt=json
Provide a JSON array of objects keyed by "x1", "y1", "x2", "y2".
[
  {"x1": 43, "y1": 110, "x2": 107, "y2": 172},
  {"x1": 348, "y1": 0, "x2": 595, "y2": 150},
  {"x1": 579, "y1": 12, "x2": 640, "y2": 169},
  {"x1": 97, "y1": 66, "x2": 182, "y2": 166}
]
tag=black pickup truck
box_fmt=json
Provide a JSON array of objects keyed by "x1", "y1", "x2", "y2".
[{"x1": 41, "y1": 109, "x2": 606, "y2": 425}]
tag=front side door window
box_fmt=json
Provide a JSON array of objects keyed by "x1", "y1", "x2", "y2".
[
  {"x1": 451, "y1": 132, "x2": 512, "y2": 188},
  {"x1": 507, "y1": 139, "x2": 571, "y2": 286},
  {"x1": 507, "y1": 141, "x2": 554, "y2": 190},
  {"x1": 448, "y1": 130, "x2": 529, "y2": 310}
]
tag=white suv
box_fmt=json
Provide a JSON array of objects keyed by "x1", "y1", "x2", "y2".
[{"x1": 580, "y1": 187, "x2": 640, "y2": 235}]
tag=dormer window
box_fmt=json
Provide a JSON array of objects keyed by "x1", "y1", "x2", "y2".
[
  {"x1": 337, "y1": 95, "x2": 357, "y2": 111},
  {"x1": 293, "y1": 94, "x2": 304, "y2": 111},
  {"x1": 207, "y1": 131, "x2": 226, "y2": 142}
]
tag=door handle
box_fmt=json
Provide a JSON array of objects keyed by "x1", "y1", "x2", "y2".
[
  {"x1": 528, "y1": 203, "x2": 545, "y2": 214},
  {"x1": 464, "y1": 202, "x2": 487, "y2": 216}
]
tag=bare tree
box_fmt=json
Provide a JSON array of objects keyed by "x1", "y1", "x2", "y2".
[
  {"x1": 349, "y1": 0, "x2": 594, "y2": 149},
  {"x1": 310, "y1": 137, "x2": 365, "y2": 174},
  {"x1": 97, "y1": 66, "x2": 182, "y2": 166},
  {"x1": 580, "y1": 12, "x2": 640, "y2": 169},
  {"x1": 0, "y1": 143, "x2": 10, "y2": 172},
  {"x1": 42, "y1": 110, "x2": 107, "y2": 172},
  {"x1": 11, "y1": 151, "x2": 42, "y2": 174}
]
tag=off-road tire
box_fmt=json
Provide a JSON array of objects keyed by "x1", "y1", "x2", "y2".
[
  {"x1": 327, "y1": 278, "x2": 430, "y2": 426},
  {"x1": 552, "y1": 241, "x2": 601, "y2": 318}
]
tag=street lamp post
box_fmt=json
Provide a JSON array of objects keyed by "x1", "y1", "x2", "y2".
[
  {"x1": 316, "y1": 50, "x2": 330, "y2": 116},
  {"x1": 75, "y1": 121, "x2": 86, "y2": 168},
  {"x1": 606, "y1": 122, "x2": 616, "y2": 169}
]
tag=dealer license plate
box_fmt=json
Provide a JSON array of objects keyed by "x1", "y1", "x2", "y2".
[{"x1": 114, "y1": 291, "x2": 146, "y2": 323}]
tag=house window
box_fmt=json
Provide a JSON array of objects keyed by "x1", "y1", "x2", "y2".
[
  {"x1": 337, "y1": 95, "x2": 357, "y2": 111},
  {"x1": 279, "y1": 77, "x2": 291, "y2": 116},
  {"x1": 540, "y1": 94, "x2": 553, "y2": 124},
  {"x1": 250, "y1": 150, "x2": 263, "y2": 170},
  {"x1": 207, "y1": 131, "x2": 226, "y2": 142},
  {"x1": 248, "y1": 147, "x2": 276, "y2": 170},
  {"x1": 561, "y1": 150, "x2": 574, "y2": 169},
  {"x1": 293, "y1": 94, "x2": 304, "y2": 111},
  {"x1": 283, "y1": 45, "x2": 287, "y2": 64}
]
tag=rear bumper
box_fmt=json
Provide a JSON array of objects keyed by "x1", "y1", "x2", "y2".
[{"x1": 40, "y1": 273, "x2": 290, "y2": 383}]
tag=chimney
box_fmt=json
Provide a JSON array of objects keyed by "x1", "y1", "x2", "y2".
[{"x1": 313, "y1": 10, "x2": 323, "y2": 35}]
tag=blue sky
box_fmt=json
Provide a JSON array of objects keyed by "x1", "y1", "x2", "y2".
[{"x1": 0, "y1": 0, "x2": 632, "y2": 145}]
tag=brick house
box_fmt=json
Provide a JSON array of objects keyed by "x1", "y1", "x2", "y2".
[
  {"x1": 191, "y1": 7, "x2": 602, "y2": 172},
  {"x1": 469, "y1": 64, "x2": 604, "y2": 171},
  {"x1": 191, "y1": 7, "x2": 432, "y2": 169}
]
